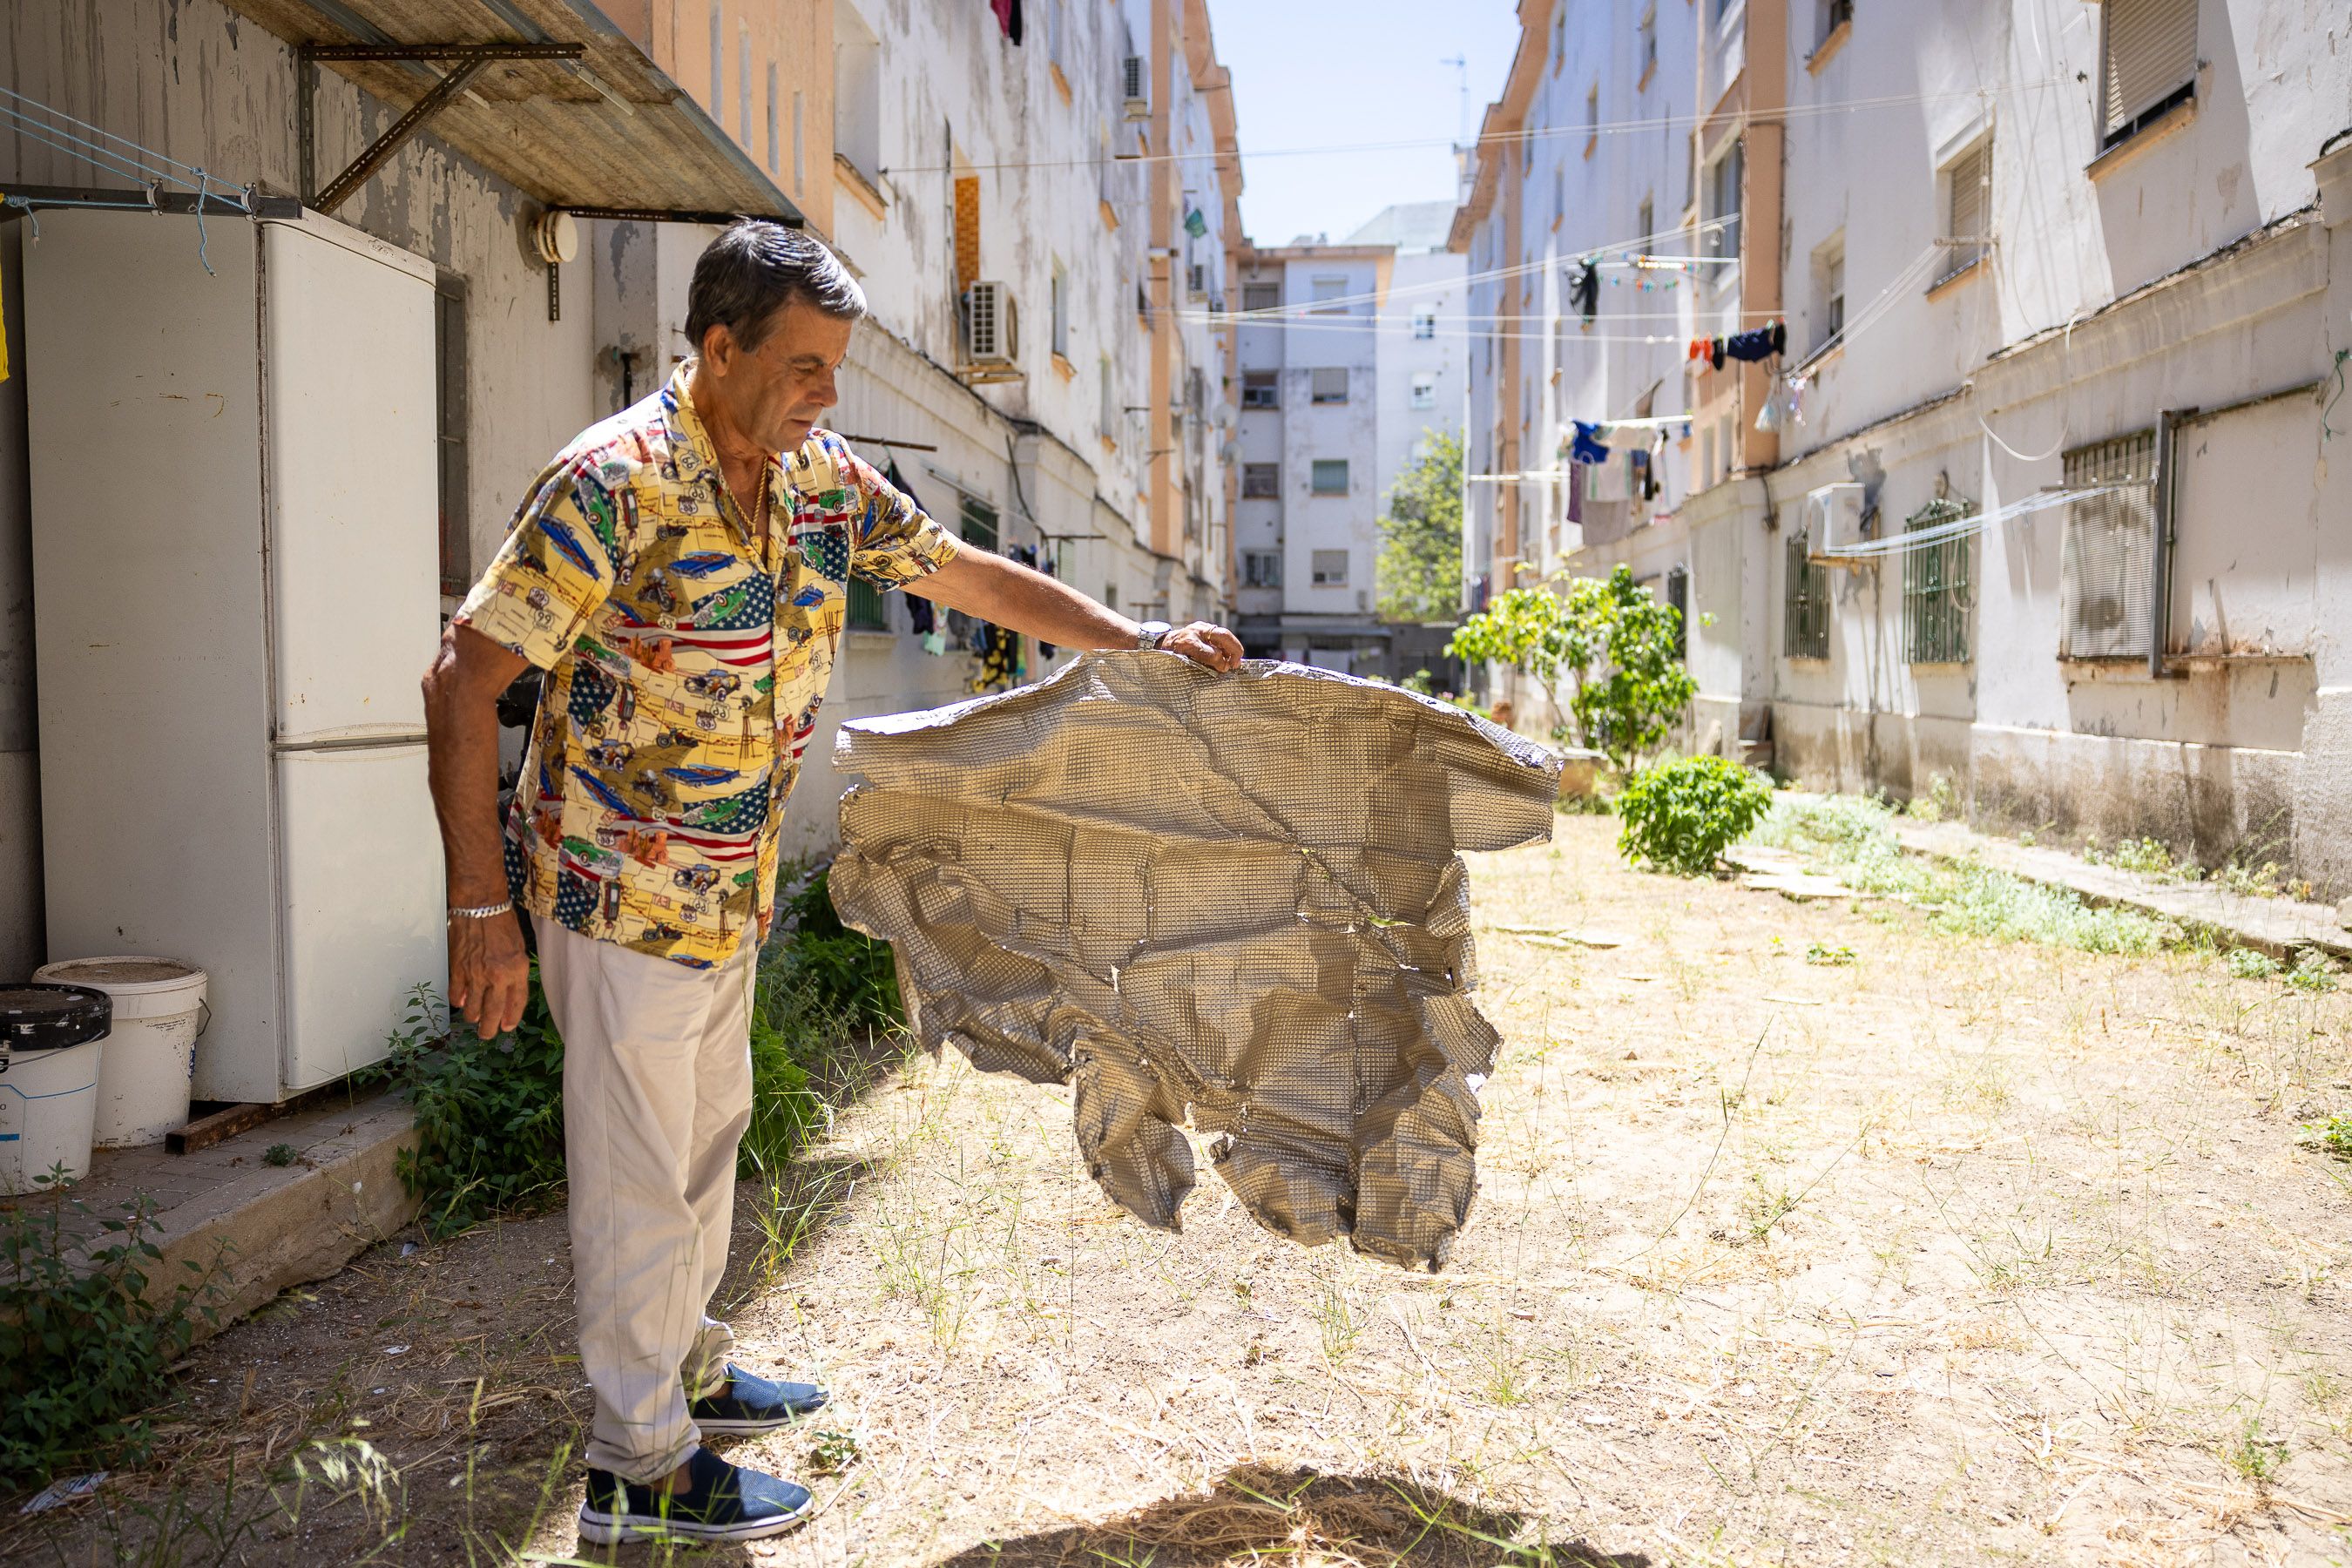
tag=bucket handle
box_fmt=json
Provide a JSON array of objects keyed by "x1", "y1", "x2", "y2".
[{"x1": 194, "y1": 999, "x2": 213, "y2": 1041}]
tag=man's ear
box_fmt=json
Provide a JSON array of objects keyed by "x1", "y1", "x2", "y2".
[{"x1": 700, "y1": 323, "x2": 733, "y2": 374}]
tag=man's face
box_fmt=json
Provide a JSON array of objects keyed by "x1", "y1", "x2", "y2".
[{"x1": 702, "y1": 301, "x2": 855, "y2": 455}]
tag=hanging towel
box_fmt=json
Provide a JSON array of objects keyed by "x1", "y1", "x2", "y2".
[
  {"x1": 907, "y1": 592, "x2": 936, "y2": 637},
  {"x1": 1571, "y1": 260, "x2": 1599, "y2": 325},
  {"x1": 1570, "y1": 421, "x2": 1612, "y2": 466}
]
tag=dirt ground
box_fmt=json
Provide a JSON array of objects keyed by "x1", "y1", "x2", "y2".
[{"x1": 7, "y1": 814, "x2": 2352, "y2": 1566}]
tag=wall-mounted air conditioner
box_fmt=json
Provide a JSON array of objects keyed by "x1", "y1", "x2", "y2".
[
  {"x1": 962, "y1": 280, "x2": 1018, "y2": 367},
  {"x1": 1803, "y1": 482, "x2": 1866, "y2": 563},
  {"x1": 1122, "y1": 57, "x2": 1149, "y2": 119}
]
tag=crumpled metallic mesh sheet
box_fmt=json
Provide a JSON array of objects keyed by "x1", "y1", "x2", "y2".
[{"x1": 828, "y1": 652, "x2": 1561, "y2": 1271}]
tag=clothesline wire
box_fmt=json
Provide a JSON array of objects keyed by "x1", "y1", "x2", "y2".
[
  {"x1": 0, "y1": 84, "x2": 223, "y2": 187},
  {"x1": 879, "y1": 78, "x2": 2067, "y2": 176},
  {"x1": 1817, "y1": 483, "x2": 2132, "y2": 560},
  {"x1": 1195, "y1": 214, "x2": 1741, "y2": 322}
]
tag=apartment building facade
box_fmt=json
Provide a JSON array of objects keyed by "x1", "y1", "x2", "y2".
[
  {"x1": 1233, "y1": 205, "x2": 1467, "y2": 675},
  {"x1": 1456, "y1": 0, "x2": 2352, "y2": 891}
]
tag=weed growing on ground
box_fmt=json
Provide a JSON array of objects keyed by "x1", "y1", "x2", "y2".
[
  {"x1": 1906, "y1": 773, "x2": 1959, "y2": 822},
  {"x1": 806, "y1": 1429, "x2": 862, "y2": 1474},
  {"x1": 1752, "y1": 795, "x2": 2185, "y2": 955},
  {"x1": 2285, "y1": 950, "x2": 2339, "y2": 993},
  {"x1": 2301, "y1": 1114, "x2": 2352, "y2": 1161},
  {"x1": 0, "y1": 1170, "x2": 225, "y2": 1485},
  {"x1": 2222, "y1": 1415, "x2": 2289, "y2": 1485},
  {"x1": 2227, "y1": 948, "x2": 2282, "y2": 980},
  {"x1": 1805, "y1": 942, "x2": 1855, "y2": 966},
  {"x1": 260, "y1": 1143, "x2": 296, "y2": 1167}
]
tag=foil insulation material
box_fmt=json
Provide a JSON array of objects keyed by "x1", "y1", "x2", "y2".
[{"x1": 828, "y1": 652, "x2": 1562, "y2": 1271}]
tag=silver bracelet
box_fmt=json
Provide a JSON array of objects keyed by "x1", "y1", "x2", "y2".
[{"x1": 447, "y1": 900, "x2": 514, "y2": 921}]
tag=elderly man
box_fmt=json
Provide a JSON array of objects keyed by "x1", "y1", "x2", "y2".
[{"x1": 422, "y1": 222, "x2": 1240, "y2": 1545}]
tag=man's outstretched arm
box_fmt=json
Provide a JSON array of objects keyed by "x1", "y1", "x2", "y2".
[{"x1": 907, "y1": 549, "x2": 1242, "y2": 672}]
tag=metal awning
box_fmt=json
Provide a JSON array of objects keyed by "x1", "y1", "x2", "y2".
[{"x1": 216, "y1": 0, "x2": 801, "y2": 226}]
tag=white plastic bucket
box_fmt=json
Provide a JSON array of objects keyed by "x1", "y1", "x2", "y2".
[
  {"x1": 0, "y1": 1037, "x2": 105, "y2": 1195},
  {"x1": 32, "y1": 957, "x2": 207, "y2": 1148}
]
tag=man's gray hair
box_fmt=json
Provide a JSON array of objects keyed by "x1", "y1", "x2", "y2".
[{"x1": 685, "y1": 221, "x2": 866, "y2": 355}]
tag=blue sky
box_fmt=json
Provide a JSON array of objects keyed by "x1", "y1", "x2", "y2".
[{"x1": 1210, "y1": 2, "x2": 1523, "y2": 247}]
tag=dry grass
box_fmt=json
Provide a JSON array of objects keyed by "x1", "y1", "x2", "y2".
[{"x1": 9, "y1": 816, "x2": 2352, "y2": 1566}]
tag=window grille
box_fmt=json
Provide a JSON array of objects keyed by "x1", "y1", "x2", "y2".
[
  {"x1": 1902, "y1": 498, "x2": 1972, "y2": 663},
  {"x1": 958, "y1": 496, "x2": 1000, "y2": 552},
  {"x1": 2100, "y1": 0, "x2": 2196, "y2": 147},
  {"x1": 1242, "y1": 550, "x2": 1282, "y2": 588},
  {"x1": 1242, "y1": 280, "x2": 1280, "y2": 312},
  {"x1": 1784, "y1": 529, "x2": 1829, "y2": 659},
  {"x1": 2059, "y1": 432, "x2": 2156, "y2": 659},
  {"x1": 1241, "y1": 463, "x2": 1279, "y2": 499},
  {"x1": 848, "y1": 576, "x2": 887, "y2": 630}
]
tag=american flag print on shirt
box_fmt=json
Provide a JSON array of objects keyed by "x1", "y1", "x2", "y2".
[{"x1": 455, "y1": 362, "x2": 960, "y2": 969}]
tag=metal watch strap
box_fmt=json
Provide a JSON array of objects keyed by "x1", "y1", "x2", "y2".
[{"x1": 1135, "y1": 618, "x2": 1173, "y2": 651}]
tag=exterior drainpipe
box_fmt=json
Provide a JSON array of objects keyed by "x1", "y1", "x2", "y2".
[{"x1": 2149, "y1": 406, "x2": 2187, "y2": 679}]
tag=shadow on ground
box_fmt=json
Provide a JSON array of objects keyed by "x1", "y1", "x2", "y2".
[{"x1": 925, "y1": 1463, "x2": 1644, "y2": 1568}]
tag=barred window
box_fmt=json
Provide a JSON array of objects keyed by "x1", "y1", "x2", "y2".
[
  {"x1": 1242, "y1": 549, "x2": 1282, "y2": 588},
  {"x1": 848, "y1": 576, "x2": 888, "y2": 630},
  {"x1": 1785, "y1": 529, "x2": 1830, "y2": 659},
  {"x1": 2059, "y1": 432, "x2": 2156, "y2": 659},
  {"x1": 1241, "y1": 463, "x2": 1280, "y2": 499},
  {"x1": 1902, "y1": 498, "x2": 1972, "y2": 663}
]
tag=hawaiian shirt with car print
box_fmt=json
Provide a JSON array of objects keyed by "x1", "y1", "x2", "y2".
[{"x1": 456, "y1": 362, "x2": 959, "y2": 968}]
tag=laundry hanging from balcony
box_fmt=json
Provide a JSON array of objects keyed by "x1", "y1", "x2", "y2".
[{"x1": 989, "y1": 0, "x2": 1024, "y2": 43}]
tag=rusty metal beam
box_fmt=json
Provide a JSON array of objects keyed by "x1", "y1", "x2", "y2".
[{"x1": 302, "y1": 43, "x2": 585, "y2": 214}]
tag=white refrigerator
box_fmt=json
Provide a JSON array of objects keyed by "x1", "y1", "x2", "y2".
[{"x1": 24, "y1": 207, "x2": 447, "y2": 1105}]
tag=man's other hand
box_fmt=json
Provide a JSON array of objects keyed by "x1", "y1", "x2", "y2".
[
  {"x1": 449, "y1": 911, "x2": 531, "y2": 1037},
  {"x1": 1160, "y1": 621, "x2": 1244, "y2": 673}
]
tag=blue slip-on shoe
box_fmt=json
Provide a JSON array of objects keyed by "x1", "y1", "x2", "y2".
[
  {"x1": 689, "y1": 1362, "x2": 828, "y2": 1436},
  {"x1": 578, "y1": 1446, "x2": 814, "y2": 1545}
]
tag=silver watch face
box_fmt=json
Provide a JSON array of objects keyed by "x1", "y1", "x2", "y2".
[{"x1": 1138, "y1": 619, "x2": 1173, "y2": 650}]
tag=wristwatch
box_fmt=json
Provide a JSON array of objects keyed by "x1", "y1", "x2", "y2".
[{"x1": 1134, "y1": 619, "x2": 1173, "y2": 651}]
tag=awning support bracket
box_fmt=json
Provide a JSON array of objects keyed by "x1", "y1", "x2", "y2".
[{"x1": 299, "y1": 43, "x2": 584, "y2": 214}]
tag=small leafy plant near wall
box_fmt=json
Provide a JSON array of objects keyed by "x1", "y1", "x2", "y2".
[
  {"x1": 1615, "y1": 755, "x2": 1775, "y2": 877},
  {"x1": 0, "y1": 1171, "x2": 225, "y2": 1485}
]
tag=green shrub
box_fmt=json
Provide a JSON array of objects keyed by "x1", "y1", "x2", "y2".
[
  {"x1": 1614, "y1": 755, "x2": 1774, "y2": 877},
  {"x1": 771, "y1": 865, "x2": 903, "y2": 1033},
  {"x1": 367, "y1": 980, "x2": 568, "y2": 1240},
  {"x1": 2285, "y1": 950, "x2": 2339, "y2": 993},
  {"x1": 0, "y1": 1172, "x2": 224, "y2": 1484}
]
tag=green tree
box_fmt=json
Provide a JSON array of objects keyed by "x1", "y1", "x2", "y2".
[
  {"x1": 1447, "y1": 564, "x2": 1696, "y2": 770},
  {"x1": 1374, "y1": 431, "x2": 1463, "y2": 623}
]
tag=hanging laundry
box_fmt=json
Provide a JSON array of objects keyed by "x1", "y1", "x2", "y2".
[
  {"x1": 907, "y1": 592, "x2": 936, "y2": 637},
  {"x1": 1570, "y1": 421, "x2": 1612, "y2": 466},
  {"x1": 1724, "y1": 321, "x2": 1785, "y2": 363},
  {"x1": 1709, "y1": 338, "x2": 1727, "y2": 371},
  {"x1": 1571, "y1": 260, "x2": 1598, "y2": 324},
  {"x1": 922, "y1": 631, "x2": 949, "y2": 656},
  {"x1": 970, "y1": 624, "x2": 1020, "y2": 692},
  {"x1": 989, "y1": 0, "x2": 1023, "y2": 43}
]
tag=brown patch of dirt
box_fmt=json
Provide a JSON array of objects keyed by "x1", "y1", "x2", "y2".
[{"x1": 8, "y1": 817, "x2": 2352, "y2": 1565}]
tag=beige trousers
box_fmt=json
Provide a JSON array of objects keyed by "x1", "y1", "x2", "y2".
[{"x1": 536, "y1": 916, "x2": 756, "y2": 1483}]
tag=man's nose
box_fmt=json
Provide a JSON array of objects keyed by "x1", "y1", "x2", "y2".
[{"x1": 814, "y1": 369, "x2": 839, "y2": 409}]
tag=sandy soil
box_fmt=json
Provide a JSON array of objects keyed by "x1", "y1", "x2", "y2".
[{"x1": 7, "y1": 815, "x2": 2351, "y2": 1566}]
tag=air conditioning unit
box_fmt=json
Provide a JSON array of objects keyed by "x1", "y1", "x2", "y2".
[
  {"x1": 1802, "y1": 482, "x2": 1867, "y2": 563},
  {"x1": 1122, "y1": 56, "x2": 1149, "y2": 119},
  {"x1": 962, "y1": 280, "x2": 1018, "y2": 367}
]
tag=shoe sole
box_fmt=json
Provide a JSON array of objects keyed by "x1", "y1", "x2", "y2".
[
  {"x1": 577, "y1": 1496, "x2": 814, "y2": 1545},
  {"x1": 693, "y1": 1396, "x2": 828, "y2": 1436},
  {"x1": 693, "y1": 1409, "x2": 824, "y2": 1436}
]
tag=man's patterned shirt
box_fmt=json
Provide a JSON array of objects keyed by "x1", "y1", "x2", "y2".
[{"x1": 455, "y1": 363, "x2": 958, "y2": 967}]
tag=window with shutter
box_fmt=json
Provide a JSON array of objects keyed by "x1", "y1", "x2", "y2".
[
  {"x1": 2059, "y1": 433, "x2": 2158, "y2": 659},
  {"x1": 1938, "y1": 138, "x2": 1990, "y2": 282},
  {"x1": 1310, "y1": 368, "x2": 1348, "y2": 405},
  {"x1": 2100, "y1": 0, "x2": 2197, "y2": 147}
]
